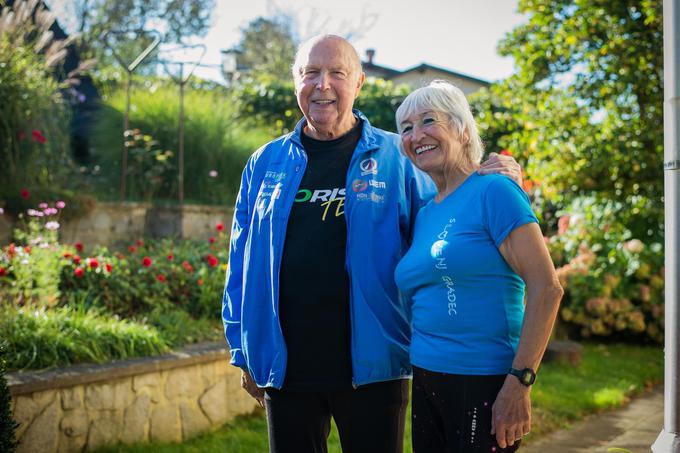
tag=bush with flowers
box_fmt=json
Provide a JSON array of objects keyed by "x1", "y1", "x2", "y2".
[
  {"x1": 0, "y1": 202, "x2": 228, "y2": 370},
  {"x1": 547, "y1": 195, "x2": 664, "y2": 343}
]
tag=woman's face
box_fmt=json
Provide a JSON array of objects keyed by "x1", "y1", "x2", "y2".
[{"x1": 399, "y1": 110, "x2": 466, "y2": 176}]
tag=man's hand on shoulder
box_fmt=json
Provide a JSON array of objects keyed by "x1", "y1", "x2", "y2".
[
  {"x1": 241, "y1": 369, "x2": 265, "y2": 407},
  {"x1": 478, "y1": 152, "x2": 523, "y2": 187}
]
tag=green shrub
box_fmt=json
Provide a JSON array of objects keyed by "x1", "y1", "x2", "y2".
[
  {"x1": 144, "y1": 308, "x2": 222, "y2": 348},
  {"x1": 549, "y1": 195, "x2": 664, "y2": 342},
  {"x1": 0, "y1": 305, "x2": 169, "y2": 370},
  {"x1": 0, "y1": 0, "x2": 90, "y2": 217},
  {"x1": 0, "y1": 342, "x2": 18, "y2": 453},
  {"x1": 89, "y1": 79, "x2": 269, "y2": 205}
]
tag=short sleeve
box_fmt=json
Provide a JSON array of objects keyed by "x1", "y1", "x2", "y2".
[{"x1": 483, "y1": 175, "x2": 539, "y2": 248}]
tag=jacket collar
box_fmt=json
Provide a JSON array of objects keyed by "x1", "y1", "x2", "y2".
[{"x1": 290, "y1": 109, "x2": 380, "y2": 154}]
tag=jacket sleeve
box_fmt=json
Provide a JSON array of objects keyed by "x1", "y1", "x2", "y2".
[{"x1": 222, "y1": 158, "x2": 254, "y2": 368}]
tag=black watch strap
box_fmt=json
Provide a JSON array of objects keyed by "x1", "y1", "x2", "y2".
[{"x1": 508, "y1": 367, "x2": 536, "y2": 386}]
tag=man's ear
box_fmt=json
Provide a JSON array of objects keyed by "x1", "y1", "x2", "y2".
[{"x1": 354, "y1": 72, "x2": 366, "y2": 98}]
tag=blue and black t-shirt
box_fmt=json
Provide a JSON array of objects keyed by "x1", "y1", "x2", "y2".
[{"x1": 278, "y1": 120, "x2": 362, "y2": 391}]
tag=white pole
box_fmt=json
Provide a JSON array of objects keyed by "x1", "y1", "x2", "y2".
[{"x1": 653, "y1": 0, "x2": 680, "y2": 451}]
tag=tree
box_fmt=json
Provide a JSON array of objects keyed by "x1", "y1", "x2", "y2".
[
  {"x1": 236, "y1": 17, "x2": 297, "y2": 81},
  {"x1": 473, "y1": 0, "x2": 663, "y2": 239},
  {"x1": 52, "y1": 0, "x2": 215, "y2": 68}
]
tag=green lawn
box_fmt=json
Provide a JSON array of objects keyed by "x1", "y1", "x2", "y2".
[{"x1": 96, "y1": 343, "x2": 663, "y2": 453}]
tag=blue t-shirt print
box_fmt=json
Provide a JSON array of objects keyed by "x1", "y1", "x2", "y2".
[{"x1": 394, "y1": 173, "x2": 539, "y2": 375}]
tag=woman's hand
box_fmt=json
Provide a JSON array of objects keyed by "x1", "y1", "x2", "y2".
[
  {"x1": 491, "y1": 375, "x2": 532, "y2": 448},
  {"x1": 241, "y1": 369, "x2": 265, "y2": 407}
]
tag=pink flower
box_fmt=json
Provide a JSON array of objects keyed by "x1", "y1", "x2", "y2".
[
  {"x1": 56, "y1": 200, "x2": 66, "y2": 209},
  {"x1": 558, "y1": 215, "x2": 571, "y2": 235},
  {"x1": 39, "y1": 202, "x2": 48, "y2": 209},
  {"x1": 45, "y1": 221, "x2": 60, "y2": 230},
  {"x1": 209, "y1": 170, "x2": 218, "y2": 178}
]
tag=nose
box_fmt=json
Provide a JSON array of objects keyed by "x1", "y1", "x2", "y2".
[
  {"x1": 316, "y1": 71, "x2": 331, "y2": 91},
  {"x1": 412, "y1": 123, "x2": 426, "y2": 142}
]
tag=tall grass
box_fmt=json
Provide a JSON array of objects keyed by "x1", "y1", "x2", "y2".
[
  {"x1": 1, "y1": 305, "x2": 169, "y2": 370},
  {"x1": 90, "y1": 78, "x2": 272, "y2": 205}
]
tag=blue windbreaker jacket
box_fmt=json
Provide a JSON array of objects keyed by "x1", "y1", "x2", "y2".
[{"x1": 222, "y1": 110, "x2": 436, "y2": 388}]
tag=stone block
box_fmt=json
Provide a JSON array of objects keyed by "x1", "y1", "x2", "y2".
[
  {"x1": 57, "y1": 433, "x2": 87, "y2": 453},
  {"x1": 133, "y1": 371, "x2": 161, "y2": 392},
  {"x1": 61, "y1": 387, "x2": 84, "y2": 410},
  {"x1": 113, "y1": 379, "x2": 135, "y2": 410},
  {"x1": 85, "y1": 383, "x2": 114, "y2": 410},
  {"x1": 199, "y1": 381, "x2": 228, "y2": 424},
  {"x1": 121, "y1": 394, "x2": 150, "y2": 444},
  {"x1": 13, "y1": 396, "x2": 37, "y2": 439},
  {"x1": 150, "y1": 404, "x2": 181, "y2": 443},
  {"x1": 16, "y1": 399, "x2": 59, "y2": 453},
  {"x1": 86, "y1": 411, "x2": 122, "y2": 450},
  {"x1": 164, "y1": 367, "x2": 203, "y2": 400},
  {"x1": 179, "y1": 401, "x2": 211, "y2": 440},
  {"x1": 60, "y1": 408, "x2": 89, "y2": 438}
]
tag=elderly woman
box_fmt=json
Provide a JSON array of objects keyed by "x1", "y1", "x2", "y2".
[{"x1": 394, "y1": 81, "x2": 563, "y2": 453}]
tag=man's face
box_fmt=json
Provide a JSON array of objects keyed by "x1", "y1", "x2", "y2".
[{"x1": 295, "y1": 38, "x2": 365, "y2": 140}]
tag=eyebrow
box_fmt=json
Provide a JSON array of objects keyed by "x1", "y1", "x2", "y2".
[{"x1": 400, "y1": 110, "x2": 434, "y2": 127}]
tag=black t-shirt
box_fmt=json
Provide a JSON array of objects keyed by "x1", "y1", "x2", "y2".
[{"x1": 278, "y1": 120, "x2": 362, "y2": 391}]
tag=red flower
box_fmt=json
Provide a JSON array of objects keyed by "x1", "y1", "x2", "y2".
[
  {"x1": 74, "y1": 242, "x2": 84, "y2": 252},
  {"x1": 88, "y1": 258, "x2": 99, "y2": 269},
  {"x1": 206, "y1": 254, "x2": 219, "y2": 268},
  {"x1": 0, "y1": 267, "x2": 7, "y2": 277},
  {"x1": 208, "y1": 236, "x2": 216, "y2": 244},
  {"x1": 167, "y1": 254, "x2": 174, "y2": 261},
  {"x1": 156, "y1": 274, "x2": 167, "y2": 282},
  {"x1": 20, "y1": 189, "x2": 30, "y2": 200},
  {"x1": 7, "y1": 243, "x2": 16, "y2": 259},
  {"x1": 31, "y1": 130, "x2": 47, "y2": 144},
  {"x1": 72, "y1": 255, "x2": 81, "y2": 265},
  {"x1": 128, "y1": 245, "x2": 137, "y2": 253},
  {"x1": 142, "y1": 256, "x2": 152, "y2": 267},
  {"x1": 216, "y1": 222, "x2": 225, "y2": 232},
  {"x1": 522, "y1": 179, "x2": 534, "y2": 192},
  {"x1": 499, "y1": 149, "x2": 512, "y2": 156},
  {"x1": 105, "y1": 263, "x2": 113, "y2": 273},
  {"x1": 24, "y1": 246, "x2": 31, "y2": 254},
  {"x1": 197, "y1": 278, "x2": 204, "y2": 286},
  {"x1": 182, "y1": 260, "x2": 194, "y2": 273},
  {"x1": 136, "y1": 239, "x2": 144, "y2": 247},
  {"x1": 63, "y1": 251, "x2": 73, "y2": 259},
  {"x1": 74, "y1": 267, "x2": 85, "y2": 278}
]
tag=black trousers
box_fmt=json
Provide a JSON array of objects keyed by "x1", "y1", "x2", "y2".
[
  {"x1": 412, "y1": 366, "x2": 521, "y2": 453},
  {"x1": 264, "y1": 379, "x2": 409, "y2": 453}
]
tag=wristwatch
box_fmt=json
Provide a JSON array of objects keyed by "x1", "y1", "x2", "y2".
[{"x1": 508, "y1": 367, "x2": 536, "y2": 386}]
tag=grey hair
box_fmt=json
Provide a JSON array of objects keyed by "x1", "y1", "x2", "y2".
[
  {"x1": 291, "y1": 34, "x2": 363, "y2": 84},
  {"x1": 395, "y1": 80, "x2": 484, "y2": 165}
]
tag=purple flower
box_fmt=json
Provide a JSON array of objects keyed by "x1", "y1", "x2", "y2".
[
  {"x1": 45, "y1": 221, "x2": 60, "y2": 230},
  {"x1": 44, "y1": 208, "x2": 58, "y2": 215},
  {"x1": 56, "y1": 201, "x2": 66, "y2": 209},
  {"x1": 38, "y1": 202, "x2": 48, "y2": 209}
]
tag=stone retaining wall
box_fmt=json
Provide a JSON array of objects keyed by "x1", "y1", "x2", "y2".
[
  {"x1": 7, "y1": 342, "x2": 258, "y2": 452},
  {"x1": 0, "y1": 202, "x2": 234, "y2": 248}
]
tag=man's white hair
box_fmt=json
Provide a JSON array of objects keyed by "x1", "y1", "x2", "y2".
[{"x1": 291, "y1": 34, "x2": 363, "y2": 84}]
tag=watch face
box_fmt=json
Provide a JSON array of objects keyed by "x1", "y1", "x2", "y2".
[{"x1": 520, "y1": 369, "x2": 536, "y2": 385}]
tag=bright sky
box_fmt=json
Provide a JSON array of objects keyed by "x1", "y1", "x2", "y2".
[
  {"x1": 191, "y1": 0, "x2": 526, "y2": 82},
  {"x1": 49, "y1": 0, "x2": 526, "y2": 83}
]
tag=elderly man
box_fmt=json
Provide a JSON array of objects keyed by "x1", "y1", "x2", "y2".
[{"x1": 222, "y1": 34, "x2": 521, "y2": 453}]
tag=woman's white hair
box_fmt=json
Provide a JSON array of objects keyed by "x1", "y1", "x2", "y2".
[{"x1": 395, "y1": 80, "x2": 484, "y2": 165}]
